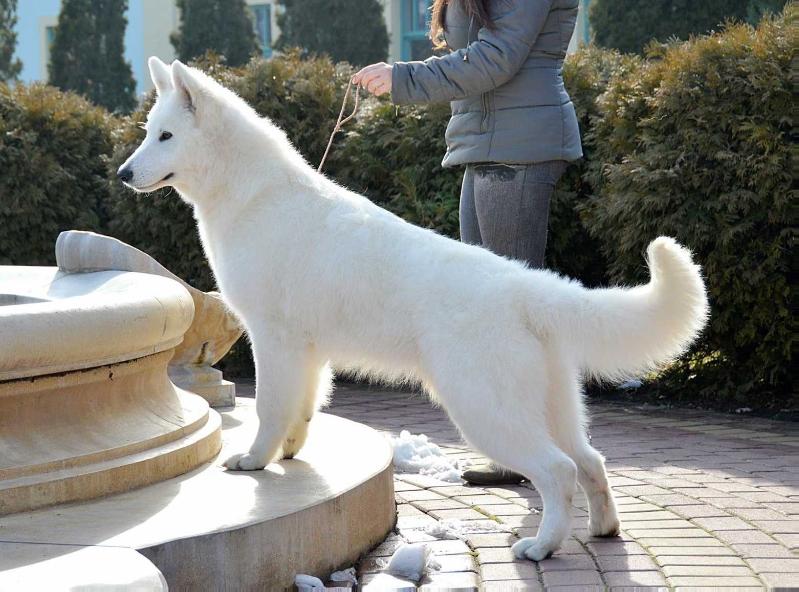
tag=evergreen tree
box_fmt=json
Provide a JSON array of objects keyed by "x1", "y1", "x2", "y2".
[
  {"x1": 0, "y1": 0, "x2": 21, "y2": 81},
  {"x1": 171, "y1": 0, "x2": 259, "y2": 67},
  {"x1": 49, "y1": 0, "x2": 136, "y2": 113},
  {"x1": 590, "y1": 0, "x2": 788, "y2": 54},
  {"x1": 277, "y1": 0, "x2": 389, "y2": 66}
]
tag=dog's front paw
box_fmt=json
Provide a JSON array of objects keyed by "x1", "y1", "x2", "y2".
[
  {"x1": 511, "y1": 537, "x2": 554, "y2": 562},
  {"x1": 223, "y1": 452, "x2": 265, "y2": 471}
]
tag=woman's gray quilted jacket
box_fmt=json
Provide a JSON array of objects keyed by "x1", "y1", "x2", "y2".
[{"x1": 391, "y1": 0, "x2": 583, "y2": 167}]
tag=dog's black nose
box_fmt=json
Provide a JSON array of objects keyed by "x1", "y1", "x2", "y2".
[{"x1": 117, "y1": 167, "x2": 133, "y2": 183}]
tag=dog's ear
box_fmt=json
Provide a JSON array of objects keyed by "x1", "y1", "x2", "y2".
[
  {"x1": 148, "y1": 56, "x2": 172, "y2": 95},
  {"x1": 170, "y1": 60, "x2": 202, "y2": 114}
]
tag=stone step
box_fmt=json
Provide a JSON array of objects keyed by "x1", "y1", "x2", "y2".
[
  {"x1": 0, "y1": 399, "x2": 396, "y2": 590},
  {"x1": 0, "y1": 543, "x2": 167, "y2": 592},
  {"x1": 0, "y1": 353, "x2": 223, "y2": 516}
]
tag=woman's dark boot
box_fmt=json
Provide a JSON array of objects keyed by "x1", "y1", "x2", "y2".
[{"x1": 462, "y1": 463, "x2": 526, "y2": 486}]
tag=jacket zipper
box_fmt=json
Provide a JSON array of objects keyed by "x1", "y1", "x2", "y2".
[
  {"x1": 467, "y1": 13, "x2": 489, "y2": 133},
  {"x1": 480, "y1": 91, "x2": 490, "y2": 132}
]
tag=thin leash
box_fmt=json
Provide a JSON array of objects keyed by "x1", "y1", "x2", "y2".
[{"x1": 317, "y1": 79, "x2": 360, "y2": 173}]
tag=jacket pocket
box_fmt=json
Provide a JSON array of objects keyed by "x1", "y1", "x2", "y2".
[{"x1": 480, "y1": 91, "x2": 492, "y2": 133}]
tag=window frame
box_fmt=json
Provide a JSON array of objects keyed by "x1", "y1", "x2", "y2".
[{"x1": 400, "y1": 0, "x2": 433, "y2": 61}]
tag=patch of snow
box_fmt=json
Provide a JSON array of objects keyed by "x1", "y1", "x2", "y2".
[
  {"x1": 389, "y1": 430, "x2": 469, "y2": 482},
  {"x1": 295, "y1": 574, "x2": 325, "y2": 590},
  {"x1": 329, "y1": 567, "x2": 357, "y2": 584},
  {"x1": 423, "y1": 519, "x2": 511, "y2": 540},
  {"x1": 619, "y1": 379, "x2": 643, "y2": 390},
  {"x1": 383, "y1": 542, "x2": 440, "y2": 582}
]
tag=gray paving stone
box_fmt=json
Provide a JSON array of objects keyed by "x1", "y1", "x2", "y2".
[
  {"x1": 729, "y1": 543, "x2": 796, "y2": 558},
  {"x1": 481, "y1": 562, "x2": 539, "y2": 581},
  {"x1": 745, "y1": 557, "x2": 799, "y2": 573},
  {"x1": 655, "y1": 555, "x2": 747, "y2": 567},
  {"x1": 667, "y1": 576, "x2": 764, "y2": 587},
  {"x1": 603, "y1": 571, "x2": 668, "y2": 586},
  {"x1": 541, "y1": 570, "x2": 603, "y2": 586},
  {"x1": 482, "y1": 582, "x2": 542, "y2": 591},
  {"x1": 595, "y1": 555, "x2": 659, "y2": 572},
  {"x1": 536, "y1": 555, "x2": 597, "y2": 572},
  {"x1": 328, "y1": 387, "x2": 797, "y2": 591},
  {"x1": 661, "y1": 565, "x2": 755, "y2": 577}
]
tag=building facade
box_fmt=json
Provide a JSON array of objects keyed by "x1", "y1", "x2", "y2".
[
  {"x1": 15, "y1": 0, "x2": 277, "y2": 95},
  {"x1": 14, "y1": 0, "x2": 590, "y2": 97}
]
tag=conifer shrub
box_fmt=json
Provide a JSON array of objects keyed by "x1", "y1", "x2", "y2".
[
  {"x1": 49, "y1": 0, "x2": 137, "y2": 113},
  {"x1": 0, "y1": 83, "x2": 114, "y2": 264},
  {"x1": 582, "y1": 13, "x2": 795, "y2": 410}
]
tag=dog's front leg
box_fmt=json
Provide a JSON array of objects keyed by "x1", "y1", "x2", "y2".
[{"x1": 224, "y1": 336, "x2": 313, "y2": 471}]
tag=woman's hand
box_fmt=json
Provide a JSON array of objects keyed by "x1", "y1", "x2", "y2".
[{"x1": 352, "y1": 62, "x2": 392, "y2": 96}]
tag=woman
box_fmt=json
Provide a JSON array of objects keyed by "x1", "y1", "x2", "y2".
[{"x1": 354, "y1": 0, "x2": 582, "y2": 485}]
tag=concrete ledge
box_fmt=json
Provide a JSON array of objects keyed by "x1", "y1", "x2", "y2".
[
  {"x1": 0, "y1": 543, "x2": 167, "y2": 592},
  {"x1": 0, "y1": 266, "x2": 194, "y2": 381},
  {"x1": 0, "y1": 399, "x2": 396, "y2": 590}
]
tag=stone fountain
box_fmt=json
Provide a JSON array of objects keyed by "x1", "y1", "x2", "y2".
[
  {"x1": 55, "y1": 230, "x2": 243, "y2": 408},
  {"x1": 0, "y1": 232, "x2": 395, "y2": 590}
]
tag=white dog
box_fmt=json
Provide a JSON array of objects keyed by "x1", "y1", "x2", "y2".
[{"x1": 119, "y1": 57, "x2": 708, "y2": 560}]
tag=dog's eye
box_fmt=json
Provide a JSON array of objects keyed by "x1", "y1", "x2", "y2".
[{"x1": 159, "y1": 131, "x2": 173, "y2": 142}]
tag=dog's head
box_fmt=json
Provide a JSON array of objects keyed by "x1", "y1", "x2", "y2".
[{"x1": 117, "y1": 57, "x2": 221, "y2": 195}]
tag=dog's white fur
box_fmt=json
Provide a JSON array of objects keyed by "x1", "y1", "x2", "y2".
[{"x1": 120, "y1": 57, "x2": 709, "y2": 560}]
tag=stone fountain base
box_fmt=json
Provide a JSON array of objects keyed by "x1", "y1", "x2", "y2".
[
  {"x1": 0, "y1": 265, "x2": 223, "y2": 516},
  {"x1": 0, "y1": 399, "x2": 396, "y2": 590},
  {"x1": 0, "y1": 350, "x2": 221, "y2": 516}
]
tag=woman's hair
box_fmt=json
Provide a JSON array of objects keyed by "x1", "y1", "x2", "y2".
[{"x1": 430, "y1": 0, "x2": 492, "y2": 48}]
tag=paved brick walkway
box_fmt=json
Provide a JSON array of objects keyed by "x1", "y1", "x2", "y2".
[{"x1": 324, "y1": 384, "x2": 799, "y2": 591}]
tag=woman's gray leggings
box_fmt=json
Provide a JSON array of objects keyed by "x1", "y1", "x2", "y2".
[{"x1": 460, "y1": 161, "x2": 568, "y2": 268}]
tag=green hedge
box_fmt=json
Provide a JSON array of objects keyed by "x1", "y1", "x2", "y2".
[
  {"x1": 0, "y1": 83, "x2": 114, "y2": 265},
  {"x1": 583, "y1": 14, "x2": 795, "y2": 410},
  {"x1": 589, "y1": 0, "x2": 787, "y2": 54}
]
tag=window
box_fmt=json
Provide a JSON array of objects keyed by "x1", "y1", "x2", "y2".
[
  {"x1": 43, "y1": 25, "x2": 56, "y2": 72},
  {"x1": 400, "y1": 0, "x2": 433, "y2": 61},
  {"x1": 251, "y1": 3, "x2": 272, "y2": 58}
]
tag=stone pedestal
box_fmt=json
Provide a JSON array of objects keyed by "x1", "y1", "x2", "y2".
[
  {"x1": 168, "y1": 364, "x2": 236, "y2": 408},
  {"x1": 0, "y1": 265, "x2": 221, "y2": 515}
]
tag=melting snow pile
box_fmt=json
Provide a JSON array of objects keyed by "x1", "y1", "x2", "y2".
[
  {"x1": 389, "y1": 430, "x2": 468, "y2": 482},
  {"x1": 424, "y1": 519, "x2": 511, "y2": 540},
  {"x1": 383, "y1": 543, "x2": 440, "y2": 582},
  {"x1": 294, "y1": 574, "x2": 324, "y2": 591},
  {"x1": 329, "y1": 567, "x2": 357, "y2": 585}
]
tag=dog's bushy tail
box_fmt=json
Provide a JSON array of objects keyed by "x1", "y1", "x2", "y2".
[{"x1": 566, "y1": 237, "x2": 709, "y2": 381}]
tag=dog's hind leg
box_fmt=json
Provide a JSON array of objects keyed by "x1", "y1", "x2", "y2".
[
  {"x1": 281, "y1": 363, "x2": 333, "y2": 459},
  {"x1": 429, "y1": 345, "x2": 577, "y2": 561},
  {"x1": 546, "y1": 352, "x2": 620, "y2": 537},
  {"x1": 225, "y1": 330, "x2": 318, "y2": 471}
]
